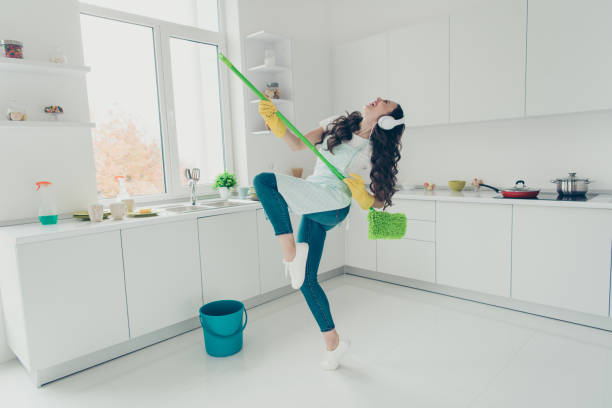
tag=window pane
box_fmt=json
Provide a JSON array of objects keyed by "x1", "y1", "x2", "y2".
[
  {"x1": 81, "y1": 0, "x2": 219, "y2": 32},
  {"x1": 81, "y1": 14, "x2": 165, "y2": 198},
  {"x1": 169, "y1": 38, "x2": 224, "y2": 185}
]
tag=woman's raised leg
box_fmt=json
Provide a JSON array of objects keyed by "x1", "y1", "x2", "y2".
[{"x1": 253, "y1": 172, "x2": 296, "y2": 261}]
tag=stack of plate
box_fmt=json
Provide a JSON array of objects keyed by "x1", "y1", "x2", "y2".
[{"x1": 73, "y1": 210, "x2": 111, "y2": 221}]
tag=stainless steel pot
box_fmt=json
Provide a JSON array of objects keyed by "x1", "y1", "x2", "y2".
[{"x1": 551, "y1": 172, "x2": 591, "y2": 196}]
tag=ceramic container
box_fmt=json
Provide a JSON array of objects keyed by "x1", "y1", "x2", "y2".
[
  {"x1": 87, "y1": 204, "x2": 104, "y2": 222},
  {"x1": 110, "y1": 202, "x2": 126, "y2": 220}
]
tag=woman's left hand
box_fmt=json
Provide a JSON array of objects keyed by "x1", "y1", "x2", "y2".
[{"x1": 343, "y1": 173, "x2": 375, "y2": 210}]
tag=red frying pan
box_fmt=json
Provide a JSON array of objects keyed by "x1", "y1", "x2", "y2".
[{"x1": 479, "y1": 180, "x2": 540, "y2": 198}]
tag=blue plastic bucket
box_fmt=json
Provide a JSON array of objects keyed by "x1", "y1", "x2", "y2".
[{"x1": 199, "y1": 300, "x2": 248, "y2": 357}]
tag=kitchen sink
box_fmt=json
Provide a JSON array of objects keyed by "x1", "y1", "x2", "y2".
[
  {"x1": 163, "y1": 200, "x2": 251, "y2": 213},
  {"x1": 200, "y1": 200, "x2": 247, "y2": 208},
  {"x1": 164, "y1": 205, "x2": 210, "y2": 213}
]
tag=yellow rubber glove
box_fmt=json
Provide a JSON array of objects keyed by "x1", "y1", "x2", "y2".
[
  {"x1": 258, "y1": 100, "x2": 287, "y2": 138},
  {"x1": 343, "y1": 173, "x2": 375, "y2": 210}
]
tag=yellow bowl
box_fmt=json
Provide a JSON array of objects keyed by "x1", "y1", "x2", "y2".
[{"x1": 448, "y1": 180, "x2": 466, "y2": 192}]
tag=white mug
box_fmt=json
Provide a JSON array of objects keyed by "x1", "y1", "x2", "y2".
[
  {"x1": 88, "y1": 204, "x2": 104, "y2": 222},
  {"x1": 110, "y1": 202, "x2": 126, "y2": 220},
  {"x1": 122, "y1": 198, "x2": 135, "y2": 213}
]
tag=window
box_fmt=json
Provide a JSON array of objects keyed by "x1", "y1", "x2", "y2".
[
  {"x1": 169, "y1": 38, "x2": 224, "y2": 186},
  {"x1": 81, "y1": 15, "x2": 165, "y2": 198},
  {"x1": 81, "y1": 0, "x2": 219, "y2": 31},
  {"x1": 80, "y1": 1, "x2": 227, "y2": 200}
]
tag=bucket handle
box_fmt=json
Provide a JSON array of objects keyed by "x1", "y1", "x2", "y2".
[{"x1": 199, "y1": 307, "x2": 248, "y2": 338}]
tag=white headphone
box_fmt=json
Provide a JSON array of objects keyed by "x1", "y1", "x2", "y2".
[{"x1": 377, "y1": 115, "x2": 405, "y2": 130}]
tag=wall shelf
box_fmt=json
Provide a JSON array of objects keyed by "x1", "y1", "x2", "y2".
[
  {"x1": 249, "y1": 99, "x2": 292, "y2": 104},
  {"x1": 245, "y1": 31, "x2": 289, "y2": 44},
  {"x1": 0, "y1": 58, "x2": 90, "y2": 76},
  {"x1": 247, "y1": 64, "x2": 290, "y2": 73},
  {"x1": 0, "y1": 121, "x2": 96, "y2": 128}
]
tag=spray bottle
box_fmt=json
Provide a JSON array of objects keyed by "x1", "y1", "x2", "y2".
[
  {"x1": 114, "y1": 176, "x2": 129, "y2": 202},
  {"x1": 36, "y1": 181, "x2": 58, "y2": 225}
]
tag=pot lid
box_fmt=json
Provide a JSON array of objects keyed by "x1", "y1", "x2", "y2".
[
  {"x1": 504, "y1": 180, "x2": 539, "y2": 192},
  {"x1": 554, "y1": 172, "x2": 590, "y2": 182}
]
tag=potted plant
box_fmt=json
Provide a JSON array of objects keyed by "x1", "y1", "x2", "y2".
[{"x1": 213, "y1": 171, "x2": 237, "y2": 200}]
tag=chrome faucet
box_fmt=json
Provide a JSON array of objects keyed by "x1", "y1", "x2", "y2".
[{"x1": 185, "y1": 168, "x2": 200, "y2": 205}]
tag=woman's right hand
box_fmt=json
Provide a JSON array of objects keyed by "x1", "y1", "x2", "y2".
[{"x1": 258, "y1": 100, "x2": 287, "y2": 138}]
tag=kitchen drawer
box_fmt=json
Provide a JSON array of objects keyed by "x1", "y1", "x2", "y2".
[
  {"x1": 390, "y1": 199, "x2": 435, "y2": 221},
  {"x1": 404, "y1": 220, "x2": 435, "y2": 241},
  {"x1": 377, "y1": 239, "x2": 435, "y2": 283}
]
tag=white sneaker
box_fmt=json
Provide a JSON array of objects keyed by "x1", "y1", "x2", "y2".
[
  {"x1": 283, "y1": 242, "x2": 308, "y2": 289},
  {"x1": 320, "y1": 339, "x2": 351, "y2": 370}
]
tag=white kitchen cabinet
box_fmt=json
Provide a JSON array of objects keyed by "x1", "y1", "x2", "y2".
[
  {"x1": 526, "y1": 0, "x2": 612, "y2": 115},
  {"x1": 121, "y1": 220, "x2": 202, "y2": 338},
  {"x1": 512, "y1": 206, "x2": 612, "y2": 316},
  {"x1": 257, "y1": 209, "x2": 345, "y2": 293},
  {"x1": 198, "y1": 211, "x2": 260, "y2": 302},
  {"x1": 388, "y1": 17, "x2": 449, "y2": 126},
  {"x1": 450, "y1": 0, "x2": 526, "y2": 122},
  {"x1": 318, "y1": 219, "x2": 346, "y2": 274},
  {"x1": 378, "y1": 239, "x2": 436, "y2": 283},
  {"x1": 345, "y1": 203, "x2": 377, "y2": 271},
  {"x1": 333, "y1": 32, "x2": 388, "y2": 114},
  {"x1": 436, "y1": 202, "x2": 512, "y2": 297},
  {"x1": 15, "y1": 232, "x2": 129, "y2": 369},
  {"x1": 256, "y1": 209, "x2": 300, "y2": 293}
]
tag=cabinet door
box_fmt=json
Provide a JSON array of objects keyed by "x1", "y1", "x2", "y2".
[
  {"x1": 17, "y1": 232, "x2": 129, "y2": 368},
  {"x1": 256, "y1": 209, "x2": 300, "y2": 293},
  {"x1": 333, "y1": 32, "x2": 388, "y2": 114},
  {"x1": 450, "y1": 0, "x2": 526, "y2": 122},
  {"x1": 388, "y1": 17, "x2": 449, "y2": 126},
  {"x1": 436, "y1": 202, "x2": 512, "y2": 296},
  {"x1": 345, "y1": 204, "x2": 377, "y2": 271},
  {"x1": 319, "y1": 221, "x2": 345, "y2": 273},
  {"x1": 378, "y1": 239, "x2": 435, "y2": 283},
  {"x1": 121, "y1": 220, "x2": 202, "y2": 338},
  {"x1": 526, "y1": 0, "x2": 612, "y2": 115},
  {"x1": 199, "y1": 211, "x2": 260, "y2": 302},
  {"x1": 512, "y1": 206, "x2": 612, "y2": 316}
]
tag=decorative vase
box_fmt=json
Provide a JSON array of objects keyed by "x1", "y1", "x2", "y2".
[{"x1": 218, "y1": 187, "x2": 230, "y2": 200}]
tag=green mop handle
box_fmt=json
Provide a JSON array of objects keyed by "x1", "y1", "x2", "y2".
[{"x1": 218, "y1": 53, "x2": 345, "y2": 181}]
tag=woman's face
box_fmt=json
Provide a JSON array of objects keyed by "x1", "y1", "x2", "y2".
[{"x1": 364, "y1": 97, "x2": 398, "y2": 123}]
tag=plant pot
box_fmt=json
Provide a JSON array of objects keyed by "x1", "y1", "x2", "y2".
[{"x1": 218, "y1": 187, "x2": 230, "y2": 200}]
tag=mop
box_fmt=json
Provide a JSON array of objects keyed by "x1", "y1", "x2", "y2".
[{"x1": 218, "y1": 53, "x2": 406, "y2": 239}]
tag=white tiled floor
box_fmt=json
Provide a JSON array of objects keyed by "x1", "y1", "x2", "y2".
[{"x1": 1, "y1": 275, "x2": 612, "y2": 407}]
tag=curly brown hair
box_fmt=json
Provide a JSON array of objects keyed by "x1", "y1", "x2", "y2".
[{"x1": 317, "y1": 105, "x2": 404, "y2": 208}]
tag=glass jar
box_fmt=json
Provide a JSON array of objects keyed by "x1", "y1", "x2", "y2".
[
  {"x1": 264, "y1": 82, "x2": 280, "y2": 99},
  {"x1": 44, "y1": 105, "x2": 64, "y2": 121},
  {"x1": 48, "y1": 46, "x2": 67, "y2": 64},
  {"x1": 1, "y1": 40, "x2": 24, "y2": 59},
  {"x1": 7, "y1": 101, "x2": 27, "y2": 121}
]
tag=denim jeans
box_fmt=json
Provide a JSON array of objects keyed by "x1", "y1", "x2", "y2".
[{"x1": 253, "y1": 172, "x2": 350, "y2": 332}]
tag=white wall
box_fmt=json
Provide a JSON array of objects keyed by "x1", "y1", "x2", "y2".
[
  {"x1": 328, "y1": 0, "x2": 612, "y2": 190},
  {"x1": 0, "y1": 0, "x2": 98, "y2": 224},
  {"x1": 0, "y1": 0, "x2": 96, "y2": 363},
  {"x1": 225, "y1": 0, "x2": 334, "y2": 184}
]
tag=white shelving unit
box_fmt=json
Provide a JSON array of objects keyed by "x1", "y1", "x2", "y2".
[
  {"x1": 244, "y1": 31, "x2": 295, "y2": 135},
  {"x1": 0, "y1": 120, "x2": 95, "y2": 128},
  {"x1": 247, "y1": 64, "x2": 290, "y2": 73},
  {"x1": 249, "y1": 98, "x2": 291, "y2": 104},
  {"x1": 0, "y1": 57, "x2": 90, "y2": 76}
]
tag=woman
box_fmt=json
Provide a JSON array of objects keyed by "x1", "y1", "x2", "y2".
[{"x1": 253, "y1": 97, "x2": 405, "y2": 370}]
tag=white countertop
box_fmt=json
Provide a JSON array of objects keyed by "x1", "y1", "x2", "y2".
[
  {"x1": 2, "y1": 190, "x2": 611, "y2": 245},
  {"x1": 394, "y1": 189, "x2": 612, "y2": 210},
  {"x1": 0, "y1": 199, "x2": 263, "y2": 244}
]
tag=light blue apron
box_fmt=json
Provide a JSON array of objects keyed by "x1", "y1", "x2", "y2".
[{"x1": 275, "y1": 135, "x2": 370, "y2": 215}]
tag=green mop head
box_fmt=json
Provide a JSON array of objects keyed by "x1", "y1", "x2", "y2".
[{"x1": 367, "y1": 209, "x2": 407, "y2": 240}]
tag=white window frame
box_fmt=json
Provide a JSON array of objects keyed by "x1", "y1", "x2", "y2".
[{"x1": 79, "y1": 2, "x2": 234, "y2": 205}]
